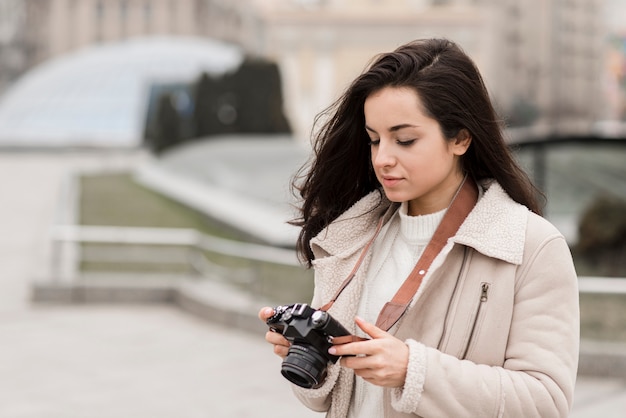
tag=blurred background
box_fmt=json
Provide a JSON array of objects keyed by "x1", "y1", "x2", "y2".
[{"x1": 0, "y1": 0, "x2": 624, "y2": 417}]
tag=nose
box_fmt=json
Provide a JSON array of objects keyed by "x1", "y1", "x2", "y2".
[{"x1": 372, "y1": 139, "x2": 396, "y2": 169}]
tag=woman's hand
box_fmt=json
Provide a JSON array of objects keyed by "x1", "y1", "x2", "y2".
[
  {"x1": 329, "y1": 316, "x2": 409, "y2": 388},
  {"x1": 258, "y1": 307, "x2": 291, "y2": 359}
]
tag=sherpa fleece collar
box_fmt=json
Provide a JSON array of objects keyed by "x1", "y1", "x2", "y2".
[
  {"x1": 454, "y1": 180, "x2": 528, "y2": 265},
  {"x1": 311, "y1": 180, "x2": 528, "y2": 265}
]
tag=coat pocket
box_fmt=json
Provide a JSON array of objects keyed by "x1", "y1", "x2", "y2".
[{"x1": 462, "y1": 282, "x2": 490, "y2": 359}]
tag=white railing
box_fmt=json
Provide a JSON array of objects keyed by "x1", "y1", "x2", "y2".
[
  {"x1": 48, "y1": 224, "x2": 626, "y2": 294},
  {"x1": 578, "y1": 277, "x2": 626, "y2": 294},
  {"x1": 48, "y1": 224, "x2": 301, "y2": 283}
]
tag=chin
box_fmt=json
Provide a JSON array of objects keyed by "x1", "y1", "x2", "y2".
[{"x1": 382, "y1": 190, "x2": 408, "y2": 203}]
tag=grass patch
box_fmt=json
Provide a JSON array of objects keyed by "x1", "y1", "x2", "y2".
[
  {"x1": 77, "y1": 171, "x2": 314, "y2": 303},
  {"x1": 79, "y1": 172, "x2": 257, "y2": 241}
]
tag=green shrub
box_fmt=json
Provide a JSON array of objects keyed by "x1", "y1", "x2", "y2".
[{"x1": 575, "y1": 196, "x2": 626, "y2": 277}]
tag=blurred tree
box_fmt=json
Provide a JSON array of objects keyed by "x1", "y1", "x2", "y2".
[
  {"x1": 575, "y1": 196, "x2": 626, "y2": 277},
  {"x1": 146, "y1": 57, "x2": 291, "y2": 153},
  {"x1": 227, "y1": 58, "x2": 291, "y2": 133},
  {"x1": 192, "y1": 57, "x2": 291, "y2": 138},
  {"x1": 506, "y1": 96, "x2": 540, "y2": 127},
  {"x1": 152, "y1": 93, "x2": 181, "y2": 153},
  {"x1": 193, "y1": 72, "x2": 222, "y2": 136},
  {"x1": 144, "y1": 83, "x2": 194, "y2": 150}
]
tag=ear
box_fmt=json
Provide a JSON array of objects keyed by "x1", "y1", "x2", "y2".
[{"x1": 452, "y1": 128, "x2": 472, "y2": 156}]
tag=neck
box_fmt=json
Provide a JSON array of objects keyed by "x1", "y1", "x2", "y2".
[{"x1": 408, "y1": 173, "x2": 466, "y2": 216}]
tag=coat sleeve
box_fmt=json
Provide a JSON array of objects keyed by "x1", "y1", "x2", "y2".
[
  {"x1": 391, "y1": 234, "x2": 580, "y2": 417},
  {"x1": 291, "y1": 366, "x2": 337, "y2": 412},
  {"x1": 290, "y1": 259, "x2": 337, "y2": 413}
]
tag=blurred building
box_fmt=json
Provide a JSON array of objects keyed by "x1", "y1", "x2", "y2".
[
  {"x1": 0, "y1": 0, "x2": 610, "y2": 141},
  {"x1": 48, "y1": 0, "x2": 202, "y2": 54},
  {"x1": 606, "y1": 36, "x2": 626, "y2": 121},
  {"x1": 0, "y1": 0, "x2": 208, "y2": 81},
  {"x1": 0, "y1": 0, "x2": 22, "y2": 91},
  {"x1": 231, "y1": 0, "x2": 607, "y2": 138},
  {"x1": 0, "y1": 0, "x2": 46, "y2": 92},
  {"x1": 242, "y1": 0, "x2": 488, "y2": 140},
  {"x1": 604, "y1": 0, "x2": 626, "y2": 123},
  {"x1": 479, "y1": 0, "x2": 607, "y2": 134}
]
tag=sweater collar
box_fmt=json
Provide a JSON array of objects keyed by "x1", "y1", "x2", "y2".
[{"x1": 398, "y1": 202, "x2": 446, "y2": 244}]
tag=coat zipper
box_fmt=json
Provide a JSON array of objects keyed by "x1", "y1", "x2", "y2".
[
  {"x1": 462, "y1": 282, "x2": 490, "y2": 359},
  {"x1": 437, "y1": 246, "x2": 470, "y2": 350},
  {"x1": 480, "y1": 282, "x2": 489, "y2": 302}
]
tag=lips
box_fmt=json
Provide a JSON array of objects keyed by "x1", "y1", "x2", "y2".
[{"x1": 381, "y1": 176, "x2": 403, "y2": 187}]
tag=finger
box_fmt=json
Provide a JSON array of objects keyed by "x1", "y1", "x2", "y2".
[
  {"x1": 329, "y1": 340, "x2": 372, "y2": 357},
  {"x1": 265, "y1": 331, "x2": 290, "y2": 359},
  {"x1": 258, "y1": 307, "x2": 274, "y2": 321},
  {"x1": 273, "y1": 344, "x2": 289, "y2": 358},
  {"x1": 340, "y1": 353, "x2": 378, "y2": 371},
  {"x1": 265, "y1": 331, "x2": 290, "y2": 347},
  {"x1": 355, "y1": 316, "x2": 389, "y2": 339}
]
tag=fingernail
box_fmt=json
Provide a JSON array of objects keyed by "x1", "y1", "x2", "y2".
[
  {"x1": 264, "y1": 308, "x2": 273, "y2": 316},
  {"x1": 328, "y1": 347, "x2": 337, "y2": 355}
]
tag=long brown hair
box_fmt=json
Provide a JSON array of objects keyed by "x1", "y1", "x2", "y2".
[{"x1": 292, "y1": 38, "x2": 542, "y2": 266}]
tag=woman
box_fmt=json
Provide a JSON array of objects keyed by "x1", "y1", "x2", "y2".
[{"x1": 259, "y1": 38, "x2": 579, "y2": 417}]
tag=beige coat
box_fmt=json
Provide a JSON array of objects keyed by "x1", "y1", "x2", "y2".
[{"x1": 293, "y1": 180, "x2": 579, "y2": 418}]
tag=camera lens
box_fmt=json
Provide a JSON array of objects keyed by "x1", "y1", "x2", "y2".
[{"x1": 281, "y1": 344, "x2": 328, "y2": 389}]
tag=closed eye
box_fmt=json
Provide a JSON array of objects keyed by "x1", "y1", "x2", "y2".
[
  {"x1": 397, "y1": 139, "x2": 416, "y2": 146},
  {"x1": 368, "y1": 139, "x2": 380, "y2": 146}
]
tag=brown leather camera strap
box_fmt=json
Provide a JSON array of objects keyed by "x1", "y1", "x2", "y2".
[
  {"x1": 319, "y1": 177, "x2": 478, "y2": 333},
  {"x1": 376, "y1": 178, "x2": 478, "y2": 330},
  {"x1": 330, "y1": 335, "x2": 370, "y2": 345}
]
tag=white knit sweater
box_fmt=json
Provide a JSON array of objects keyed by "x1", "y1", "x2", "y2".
[{"x1": 348, "y1": 202, "x2": 445, "y2": 418}]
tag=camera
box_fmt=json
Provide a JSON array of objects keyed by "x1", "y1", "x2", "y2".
[{"x1": 266, "y1": 303, "x2": 352, "y2": 389}]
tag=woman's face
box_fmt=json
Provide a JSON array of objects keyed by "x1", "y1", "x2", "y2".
[{"x1": 364, "y1": 86, "x2": 470, "y2": 216}]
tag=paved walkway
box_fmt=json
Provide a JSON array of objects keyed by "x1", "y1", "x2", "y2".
[
  {"x1": 0, "y1": 305, "x2": 322, "y2": 418},
  {"x1": 0, "y1": 150, "x2": 624, "y2": 417}
]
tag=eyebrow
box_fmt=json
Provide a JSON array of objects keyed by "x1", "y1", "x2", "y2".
[{"x1": 364, "y1": 123, "x2": 419, "y2": 133}]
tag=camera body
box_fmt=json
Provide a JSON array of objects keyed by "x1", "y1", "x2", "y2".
[{"x1": 266, "y1": 303, "x2": 352, "y2": 388}]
